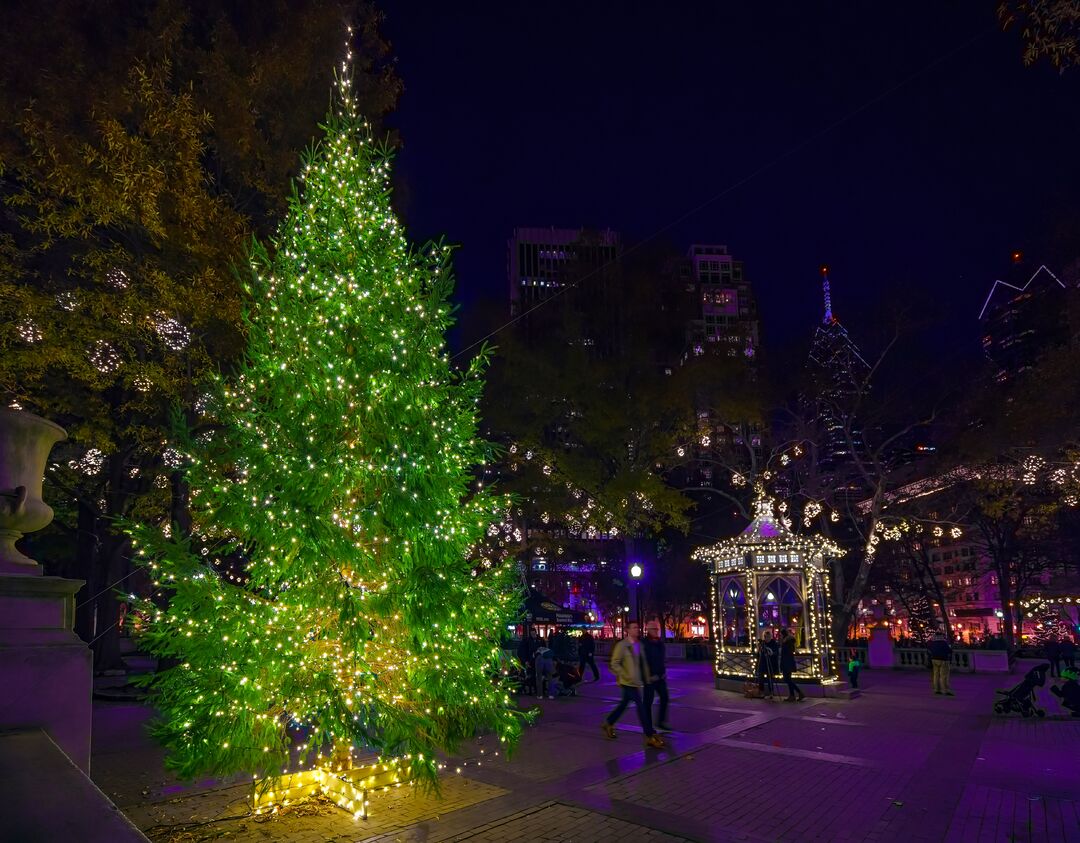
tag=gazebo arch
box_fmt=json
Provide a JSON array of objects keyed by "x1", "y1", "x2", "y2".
[{"x1": 692, "y1": 492, "x2": 845, "y2": 688}]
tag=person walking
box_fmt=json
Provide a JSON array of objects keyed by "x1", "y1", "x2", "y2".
[
  {"x1": 1061, "y1": 635, "x2": 1077, "y2": 670},
  {"x1": 533, "y1": 638, "x2": 557, "y2": 699},
  {"x1": 578, "y1": 630, "x2": 600, "y2": 682},
  {"x1": 779, "y1": 628, "x2": 805, "y2": 702},
  {"x1": 602, "y1": 621, "x2": 664, "y2": 747},
  {"x1": 644, "y1": 622, "x2": 672, "y2": 731},
  {"x1": 1045, "y1": 637, "x2": 1062, "y2": 678},
  {"x1": 756, "y1": 630, "x2": 779, "y2": 698},
  {"x1": 927, "y1": 631, "x2": 954, "y2": 696}
]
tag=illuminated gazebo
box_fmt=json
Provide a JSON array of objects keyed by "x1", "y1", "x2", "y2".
[{"x1": 692, "y1": 493, "x2": 845, "y2": 688}]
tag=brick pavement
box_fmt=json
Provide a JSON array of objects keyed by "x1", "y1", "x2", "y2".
[{"x1": 91, "y1": 659, "x2": 1080, "y2": 842}]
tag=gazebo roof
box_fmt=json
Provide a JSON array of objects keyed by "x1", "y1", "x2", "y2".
[{"x1": 692, "y1": 494, "x2": 844, "y2": 568}]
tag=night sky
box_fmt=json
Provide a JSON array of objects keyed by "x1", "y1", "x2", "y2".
[{"x1": 381, "y1": 2, "x2": 1080, "y2": 372}]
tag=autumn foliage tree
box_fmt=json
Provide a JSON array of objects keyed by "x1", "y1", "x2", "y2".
[{"x1": 0, "y1": 0, "x2": 400, "y2": 667}]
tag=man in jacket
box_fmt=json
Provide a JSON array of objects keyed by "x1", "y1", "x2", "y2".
[
  {"x1": 602, "y1": 621, "x2": 664, "y2": 747},
  {"x1": 927, "y1": 631, "x2": 954, "y2": 696},
  {"x1": 644, "y1": 622, "x2": 671, "y2": 731}
]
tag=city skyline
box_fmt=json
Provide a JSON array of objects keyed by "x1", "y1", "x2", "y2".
[{"x1": 383, "y1": 1, "x2": 1080, "y2": 367}]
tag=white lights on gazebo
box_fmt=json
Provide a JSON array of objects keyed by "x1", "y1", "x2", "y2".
[{"x1": 692, "y1": 490, "x2": 845, "y2": 687}]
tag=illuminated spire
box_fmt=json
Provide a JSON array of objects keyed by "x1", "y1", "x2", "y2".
[{"x1": 820, "y1": 264, "x2": 832, "y2": 324}]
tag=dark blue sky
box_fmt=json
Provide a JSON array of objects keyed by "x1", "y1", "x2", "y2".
[{"x1": 381, "y1": 2, "x2": 1080, "y2": 370}]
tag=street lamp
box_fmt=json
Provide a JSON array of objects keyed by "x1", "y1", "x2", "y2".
[{"x1": 628, "y1": 562, "x2": 644, "y2": 628}]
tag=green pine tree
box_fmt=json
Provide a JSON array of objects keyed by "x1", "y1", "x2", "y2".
[{"x1": 126, "y1": 74, "x2": 523, "y2": 790}]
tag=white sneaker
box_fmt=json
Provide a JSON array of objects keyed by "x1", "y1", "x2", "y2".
[
  {"x1": 536, "y1": 694, "x2": 543, "y2": 699},
  {"x1": 548, "y1": 694, "x2": 556, "y2": 699}
]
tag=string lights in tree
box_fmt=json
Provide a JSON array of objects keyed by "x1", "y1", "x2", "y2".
[{"x1": 125, "y1": 56, "x2": 524, "y2": 815}]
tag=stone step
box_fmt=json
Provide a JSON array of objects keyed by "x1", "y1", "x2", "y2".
[{"x1": 0, "y1": 729, "x2": 148, "y2": 841}]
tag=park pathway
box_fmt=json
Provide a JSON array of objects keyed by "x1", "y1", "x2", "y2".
[{"x1": 90, "y1": 659, "x2": 1080, "y2": 842}]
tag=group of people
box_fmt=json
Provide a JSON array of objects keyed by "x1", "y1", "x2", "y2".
[
  {"x1": 602, "y1": 620, "x2": 671, "y2": 748},
  {"x1": 516, "y1": 629, "x2": 602, "y2": 699},
  {"x1": 516, "y1": 623, "x2": 671, "y2": 747},
  {"x1": 1043, "y1": 636, "x2": 1078, "y2": 677},
  {"x1": 753, "y1": 628, "x2": 806, "y2": 701}
]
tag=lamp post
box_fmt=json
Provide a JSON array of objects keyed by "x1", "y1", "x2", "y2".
[{"x1": 628, "y1": 561, "x2": 644, "y2": 628}]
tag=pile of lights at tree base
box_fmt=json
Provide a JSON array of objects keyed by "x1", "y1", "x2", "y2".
[{"x1": 252, "y1": 756, "x2": 407, "y2": 821}]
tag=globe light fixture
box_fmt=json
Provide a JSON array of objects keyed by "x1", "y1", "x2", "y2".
[{"x1": 629, "y1": 562, "x2": 643, "y2": 579}]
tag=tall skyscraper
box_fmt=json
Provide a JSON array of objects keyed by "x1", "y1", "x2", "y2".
[
  {"x1": 679, "y1": 244, "x2": 759, "y2": 359},
  {"x1": 978, "y1": 260, "x2": 1070, "y2": 382},
  {"x1": 503, "y1": 226, "x2": 625, "y2": 624},
  {"x1": 671, "y1": 245, "x2": 762, "y2": 493},
  {"x1": 804, "y1": 267, "x2": 871, "y2": 500},
  {"x1": 508, "y1": 226, "x2": 620, "y2": 316}
]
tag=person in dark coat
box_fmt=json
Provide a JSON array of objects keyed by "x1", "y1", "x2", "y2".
[
  {"x1": 779, "y1": 628, "x2": 805, "y2": 702},
  {"x1": 1045, "y1": 637, "x2": 1062, "y2": 678},
  {"x1": 756, "y1": 630, "x2": 779, "y2": 698},
  {"x1": 644, "y1": 622, "x2": 671, "y2": 730},
  {"x1": 578, "y1": 630, "x2": 600, "y2": 682},
  {"x1": 1061, "y1": 636, "x2": 1077, "y2": 669}
]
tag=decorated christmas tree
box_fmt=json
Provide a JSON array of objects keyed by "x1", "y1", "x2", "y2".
[{"x1": 127, "y1": 70, "x2": 523, "y2": 798}]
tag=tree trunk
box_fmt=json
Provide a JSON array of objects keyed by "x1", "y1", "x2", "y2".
[
  {"x1": 92, "y1": 536, "x2": 129, "y2": 672},
  {"x1": 73, "y1": 499, "x2": 98, "y2": 644},
  {"x1": 996, "y1": 567, "x2": 1016, "y2": 652},
  {"x1": 170, "y1": 468, "x2": 192, "y2": 539}
]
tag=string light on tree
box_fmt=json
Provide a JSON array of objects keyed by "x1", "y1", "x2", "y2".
[{"x1": 125, "y1": 58, "x2": 525, "y2": 815}]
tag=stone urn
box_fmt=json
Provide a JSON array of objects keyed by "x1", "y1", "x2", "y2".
[{"x1": 0, "y1": 409, "x2": 67, "y2": 575}]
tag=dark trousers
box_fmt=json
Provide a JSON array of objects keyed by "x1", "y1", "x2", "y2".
[
  {"x1": 848, "y1": 667, "x2": 860, "y2": 689},
  {"x1": 606, "y1": 684, "x2": 654, "y2": 735},
  {"x1": 644, "y1": 677, "x2": 669, "y2": 726},
  {"x1": 782, "y1": 669, "x2": 802, "y2": 699},
  {"x1": 757, "y1": 662, "x2": 776, "y2": 696},
  {"x1": 579, "y1": 654, "x2": 599, "y2": 681},
  {"x1": 1048, "y1": 657, "x2": 1060, "y2": 678}
]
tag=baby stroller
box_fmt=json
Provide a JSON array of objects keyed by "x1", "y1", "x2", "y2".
[
  {"x1": 993, "y1": 663, "x2": 1049, "y2": 718},
  {"x1": 555, "y1": 661, "x2": 583, "y2": 697}
]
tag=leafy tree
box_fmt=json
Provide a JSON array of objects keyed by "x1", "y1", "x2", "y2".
[
  {"x1": 875, "y1": 523, "x2": 956, "y2": 640},
  {"x1": 0, "y1": 0, "x2": 400, "y2": 667},
  {"x1": 957, "y1": 454, "x2": 1068, "y2": 651},
  {"x1": 1000, "y1": 0, "x2": 1080, "y2": 71},
  {"x1": 126, "y1": 85, "x2": 522, "y2": 788},
  {"x1": 483, "y1": 244, "x2": 759, "y2": 624},
  {"x1": 778, "y1": 326, "x2": 944, "y2": 655}
]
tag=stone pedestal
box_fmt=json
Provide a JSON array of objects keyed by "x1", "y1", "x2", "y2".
[
  {"x1": 0, "y1": 574, "x2": 92, "y2": 772},
  {"x1": 0, "y1": 410, "x2": 92, "y2": 771},
  {"x1": 867, "y1": 626, "x2": 895, "y2": 669}
]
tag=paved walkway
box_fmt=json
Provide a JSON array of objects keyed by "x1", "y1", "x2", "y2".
[{"x1": 90, "y1": 660, "x2": 1080, "y2": 842}]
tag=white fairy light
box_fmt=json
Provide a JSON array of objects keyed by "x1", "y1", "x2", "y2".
[
  {"x1": 89, "y1": 340, "x2": 122, "y2": 373},
  {"x1": 105, "y1": 268, "x2": 130, "y2": 289},
  {"x1": 17, "y1": 318, "x2": 42, "y2": 343},
  {"x1": 150, "y1": 312, "x2": 192, "y2": 351},
  {"x1": 69, "y1": 448, "x2": 105, "y2": 476}
]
